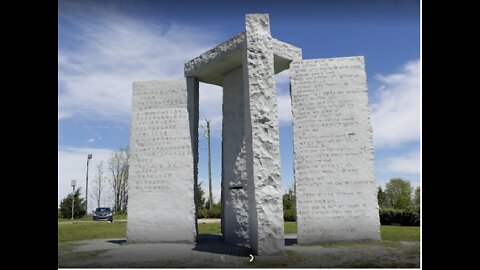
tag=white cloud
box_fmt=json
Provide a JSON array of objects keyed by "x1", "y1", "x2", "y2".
[
  {"x1": 379, "y1": 151, "x2": 420, "y2": 174},
  {"x1": 277, "y1": 93, "x2": 292, "y2": 124},
  {"x1": 371, "y1": 60, "x2": 420, "y2": 148},
  {"x1": 275, "y1": 69, "x2": 290, "y2": 86},
  {"x1": 59, "y1": 4, "x2": 219, "y2": 122},
  {"x1": 199, "y1": 83, "x2": 223, "y2": 138},
  {"x1": 88, "y1": 138, "x2": 95, "y2": 143},
  {"x1": 275, "y1": 70, "x2": 293, "y2": 125},
  {"x1": 58, "y1": 111, "x2": 72, "y2": 120},
  {"x1": 58, "y1": 146, "x2": 115, "y2": 212}
]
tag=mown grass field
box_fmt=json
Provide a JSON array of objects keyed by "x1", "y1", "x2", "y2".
[{"x1": 58, "y1": 219, "x2": 419, "y2": 243}]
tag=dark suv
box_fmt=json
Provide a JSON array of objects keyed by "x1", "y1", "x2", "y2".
[{"x1": 92, "y1": 207, "x2": 113, "y2": 222}]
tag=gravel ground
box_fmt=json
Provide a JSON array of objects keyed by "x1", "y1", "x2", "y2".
[{"x1": 58, "y1": 234, "x2": 419, "y2": 268}]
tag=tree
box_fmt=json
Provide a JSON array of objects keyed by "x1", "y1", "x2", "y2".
[
  {"x1": 196, "y1": 181, "x2": 206, "y2": 209},
  {"x1": 90, "y1": 161, "x2": 106, "y2": 209},
  {"x1": 384, "y1": 178, "x2": 413, "y2": 209},
  {"x1": 283, "y1": 188, "x2": 296, "y2": 210},
  {"x1": 377, "y1": 186, "x2": 387, "y2": 208},
  {"x1": 109, "y1": 147, "x2": 129, "y2": 214},
  {"x1": 414, "y1": 186, "x2": 420, "y2": 206},
  {"x1": 59, "y1": 187, "x2": 86, "y2": 218}
]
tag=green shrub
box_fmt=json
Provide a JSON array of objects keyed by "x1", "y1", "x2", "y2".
[
  {"x1": 284, "y1": 208, "x2": 296, "y2": 221},
  {"x1": 380, "y1": 206, "x2": 419, "y2": 226},
  {"x1": 208, "y1": 208, "x2": 221, "y2": 218},
  {"x1": 197, "y1": 208, "x2": 221, "y2": 219},
  {"x1": 197, "y1": 208, "x2": 208, "y2": 219},
  {"x1": 59, "y1": 188, "x2": 86, "y2": 219}
]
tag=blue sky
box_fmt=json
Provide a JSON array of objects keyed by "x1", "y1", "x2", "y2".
[{"x1": 58, "y1": 0, "x2": 420, "y2": 210}]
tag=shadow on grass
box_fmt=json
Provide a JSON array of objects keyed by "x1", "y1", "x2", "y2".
[{"x1": 192, "y1": 234, "x2": 250, "y2": 257}]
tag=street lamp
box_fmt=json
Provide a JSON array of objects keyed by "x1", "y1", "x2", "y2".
[
  {"x1": 85, "y1": 154, "x2": 92, "y2": 213},
  {"x1": 71, "y1": 179, "x2": 76, "y2": 220}
]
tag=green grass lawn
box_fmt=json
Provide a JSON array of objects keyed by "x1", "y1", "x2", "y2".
[
  {"x1": 284, "y1": 221, "x2": 296, "y2": 234},
  {"x1": 381, "y1": 225, "x2": 420, "y2": 241},
  {"x1": 198, "y1": 222, "x2": 220, "y2": 234},
  {"x1": 58, "y1": 220, "x2": 419, "y2": 243},
  {"x1": 58, "y1": 213, "x2": 128, "y2": 222},
  {"x1": 58, "y1": 221, "x2": 127, "y2": 243}
]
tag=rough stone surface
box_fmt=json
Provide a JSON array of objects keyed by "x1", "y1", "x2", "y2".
[
  {"x1": 185, "y1": 32, "x2": 245, "y2": 86},
  {"x1": 290, "y1": 57, "x2": 380, "y2": 244},
  {"x1": 127, "y1": 79, "x2": 196, "y2": 243},
  {"x1": 221, "y1": 66, "x2": 249, "y2": 245},
  {"x1": 186, "y1": 77, "x2": 199, "y2": 236},
  {"x1": 185, "y1": 33, "x2": 301, "y2": 86},
  {"x1": 243, "y1": 14, "x2": 285, "y2": 255},
  {"x1": 272, "y1": 38, "x2": 302, "y2": 68}
]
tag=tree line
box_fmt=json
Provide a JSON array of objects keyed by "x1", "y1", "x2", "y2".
[
  {"x1": 281, "y1": 178, "x2": 420, "y2": 225},
  {"x1": 59, "y1": 147, "x2": 129, "y2": 218},
  {"x1": 377, "y1": 178, "x2": 420, "y2": 209}
]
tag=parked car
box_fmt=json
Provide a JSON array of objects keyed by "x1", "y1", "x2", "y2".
[{"x1": 92, "y1": 207, "x2": 113, "y2": 222}]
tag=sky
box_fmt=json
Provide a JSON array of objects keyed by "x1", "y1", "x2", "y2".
[{"x1": 58, "y1": 0, "x2": 421, "y2": 211}]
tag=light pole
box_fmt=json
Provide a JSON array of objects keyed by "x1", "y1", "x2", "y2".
[
  {"x1": 71, "y1": 179, "x2": 76, "y2": 220},
  {"x1": 85, "y1": 154, "x2": 92, "y2": 213},
  {"x1": 206, "y1": 119, "x2": 212, "y2": 210}
]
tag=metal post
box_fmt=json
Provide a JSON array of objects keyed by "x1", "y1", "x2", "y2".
[
  {"x1": 86, "y1": 154, "x2": 92, "y2": 212},
  {"x1": 71, "y1": 179, "x2": 76, "y2": 220},
  {"x1": 207, "y1": 119, "x2": 213, "y2": 210}
]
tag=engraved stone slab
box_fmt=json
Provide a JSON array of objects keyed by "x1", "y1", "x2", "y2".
[
  {"x1": 222, "y1": 66, "x2": 249, "y2": 245},
  {"x1": 127, "y1": 79, "x2": 196, "y2": 243},
  {"x1": 290, "y1": 57, "x2": 381, "y2": 244},
  {"x1": 243, "y1": 14, "x2": 285, "y2": 255}
]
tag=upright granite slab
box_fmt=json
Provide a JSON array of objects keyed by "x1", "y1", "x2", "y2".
[
  {"x1": 243, "y1": 14, "x2": 285, "y2": 255},
  {"x1": 221, "y1": 66, "x2": 249, "y2": 245},
  {"x1": 127, "y1": 79, "x2": 196, "y2": 243},
  {"x1": 290, "y1": 57, "x2": 380, "y2": 244}
]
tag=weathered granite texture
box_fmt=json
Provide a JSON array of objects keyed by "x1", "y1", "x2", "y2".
[
  {"x1": 186, "y1": 77, "x2": 200, "y2": 236},
  {"x1": 290, "y1": 57, "x2": 381, "y2": 244},
  {"x1": 184, "y1": 32, "x2": 301, "y2": 86},
  {"x1": 127, "y1": 79, "x2": 196, "y2": 243},
  {"x1": 221, "y1": 66, "x2": 249, "y2": 245},
  {"x1": 243, "y1": 14, "x2": 285, "y2": 256}
]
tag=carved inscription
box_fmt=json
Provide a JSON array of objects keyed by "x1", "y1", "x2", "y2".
[
  {"x1": 130, "y1": 81, "x2": 192, "y2": 193},
  {"x1": 291, "y1": 57, "x2": 380, "y2": 243},
  {"x1": 127, "y1": 79, "x2": 195, "y2": 243}
]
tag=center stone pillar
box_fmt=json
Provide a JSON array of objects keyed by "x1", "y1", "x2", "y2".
[
  {"x1": 185, "y1": 13, "x2": 300, "y2": 255},
  {"x1": 243, "y1": 14, "x2": 285, "y2": 256},
  {"x1": 221, "y1": 67, "x2": 249, "y2": 246}
]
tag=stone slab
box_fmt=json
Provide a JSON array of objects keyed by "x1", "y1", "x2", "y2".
[
  {"x1": 185, "y1": 33, "x2": 301, "y2": 86},
  {"x1": 186, "y1": 77, "x2": 200, "y2": 236},
  {"x1": 290, "y1": 57, "x2": 380, "y2": 244},
  {"x1": 221, "y1": 66, "x2": 249, "y2": 245},
  {"x1": 127, "y1": 79, "x2": 196, "y2": 243},
  {"x1": 243, "y1": 14, "x2": 285, "y2": 255}
]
